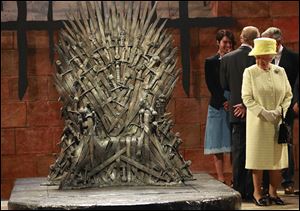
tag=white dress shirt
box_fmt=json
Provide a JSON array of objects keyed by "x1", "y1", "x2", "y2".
[
  {"x1": 241, "y1": 43, "x2": 253, "y2": 49},
  {"x1": 274, "y1": 44, "x2": 283, "y2": 65}
]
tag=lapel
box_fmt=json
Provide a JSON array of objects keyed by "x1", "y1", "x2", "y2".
[
  {"x1": 214, "y1": 54, "x2": 221, "y2": 71},
  {"x1": 278, "y1": 46, "x2": 288, "y2": 68},
  {"x1": 213, "y1": 54, "x2": 220, "y2": 61}
]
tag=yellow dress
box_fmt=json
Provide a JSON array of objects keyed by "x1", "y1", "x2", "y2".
[{"x1": 241, "y1": 64, "x2": 292, "y2": 170}]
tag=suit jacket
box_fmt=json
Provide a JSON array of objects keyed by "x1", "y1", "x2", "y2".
[
  {"x1": 204, "y1": 54, "x2": 227, "y2": 109},
  {"x1": 279, "y1": 46, "x2": 299, "y2": 89},
  {"x1": 278, "y1": 46, "x2": 299, "y2": 124},
  {"x1": 220, "y1": 45, "x2": 255, "y2": 123}
]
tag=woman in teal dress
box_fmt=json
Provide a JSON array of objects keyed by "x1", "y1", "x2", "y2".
[{"x1": 204, "y1": 29, "x2": 235, "y2": 184}]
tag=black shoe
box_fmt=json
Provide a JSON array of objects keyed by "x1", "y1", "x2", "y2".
[
  {"x1": 252, "y1": 196, "x2": 269, "y2": 206},
  {"x1": 269, "y1": 196, "x2": 285, "y2": 205}
]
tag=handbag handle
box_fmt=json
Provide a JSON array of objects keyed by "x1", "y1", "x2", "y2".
[{"x1": 281, "y1": 106, "x2": 286, "y2": 123}]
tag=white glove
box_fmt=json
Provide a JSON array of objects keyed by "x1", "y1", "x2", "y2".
[
  {"x1": 272, "y1": 108, "x2": 281, "y2": 117},
  {"x1": 260, "y1": 109, "x2": 279, "y2": 122}
]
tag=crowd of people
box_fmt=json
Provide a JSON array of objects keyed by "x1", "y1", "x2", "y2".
[{"x1": 204, "y1": 26, "x2": 299, "y2": 206}]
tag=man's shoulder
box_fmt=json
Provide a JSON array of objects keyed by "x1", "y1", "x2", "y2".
[
  {"x1": 223, "y1": 48, "x2": 240, "y2": 58},
  {"x1": 223, "y1": 46, "x2": 251, "y2": 58},
  {"x1": 283, "y1": 46, "x2": 299, "y2": 57},
  {"x1": 205, "y1": 54, "x2": 219, "y2": 62}
]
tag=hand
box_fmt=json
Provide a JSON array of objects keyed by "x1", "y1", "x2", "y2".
[
  {"x1": 223, "y1": 101, "x2": 229, "y2": 111},
  {"x1": 272, "y1": 108, "x2": 281, "y2": 117},
  {"x1": 233, "y1": 104, "x2": 246, "y2": 118},
  {"x1": 260, "y1": 109, "x2": 279, "y2": 122}
]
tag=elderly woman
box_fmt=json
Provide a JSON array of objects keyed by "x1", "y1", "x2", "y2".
[{"x1": 241, "y1": 38, "x2": 292, "y2": 206}]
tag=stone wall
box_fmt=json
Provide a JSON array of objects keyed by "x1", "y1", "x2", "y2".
[{"x1": 1, "y1": 1, "x2": 299, "y2": 199}]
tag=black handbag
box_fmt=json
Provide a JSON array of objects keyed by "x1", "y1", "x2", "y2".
[{"x1": 278, "y1": 107, "x2": 292, "y2": 144}]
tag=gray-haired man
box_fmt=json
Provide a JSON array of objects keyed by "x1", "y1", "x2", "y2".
[
  {"x1": 261, "y1": 27, "x2": 299, "y2": 195},
  {"x1": 220, "y1": 26, "x2": 260, "y2": 200}
]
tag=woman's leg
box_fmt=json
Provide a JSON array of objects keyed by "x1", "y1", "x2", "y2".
[
  {"x1": 269, "y1": 170, "x2": 281, "y2": 197},
  {"x1": 268, "y1": 170, "x2": 285, "y2": 205},
  {"x1": 252, "y1": 170, "x2": 263, "y2": 200},
  {"x1": 213, "y1": 153, "x2": 225, "y2": 182}
]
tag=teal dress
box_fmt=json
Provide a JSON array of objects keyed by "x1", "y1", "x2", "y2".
[{"x1": 204, "y1": 91, "x2": 231, "y2": 154}]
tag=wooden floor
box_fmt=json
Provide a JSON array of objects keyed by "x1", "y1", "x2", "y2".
[
  {"x1": 241, "y1": 191, "x2": 299, "y2": 210},
  {"x1": 241, "y1": 169, "x2": 299, "y2": 210}
]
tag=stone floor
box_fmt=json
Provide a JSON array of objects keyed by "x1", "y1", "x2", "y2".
[
  {"x1": 2, "y1": 171, "x2": 299, "y2": 210},
  {"x1": 2, "y1": 191, "x2": 298, "y2": 210},
  {"x1": 5, "y1": 173, "x2": 241, "y2": 210}
]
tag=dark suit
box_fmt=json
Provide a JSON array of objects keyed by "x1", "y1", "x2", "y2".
[
  {"x1": 263, "y1": 47, "x2": 299, "y2": 190},
  {"x1": 220, "y1": 45, "x2": 255, "y2": 199},
  {"x1": 220, "y1": 46, "x2": 255, "y2": 123},
  {"x1": 280, "y1": 47, "x2": 299, "y2": 92},
  {"x1": 205, "y1": 54, "x2": 227, "y2": 109},
  {"x1": 278, "y1": 47, "x2": 299, "y2": 128},
  {"x1": 279, "y1": 47, "x2": 298, "y2": 188}
]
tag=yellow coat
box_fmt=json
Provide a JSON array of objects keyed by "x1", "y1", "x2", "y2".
[{"x1": 241, "y1": 64, "x2": 292, "y2": 170}]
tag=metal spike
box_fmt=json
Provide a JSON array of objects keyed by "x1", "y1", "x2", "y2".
[
  {"x1": 95, "y1": 1, "x2": 106, "y2": 45},
  {"x1": 78, "y1": 1, "x2": 91, "y2": 35},
  {"x1": 125, "y1": 1, "x2": 133, "y2": 33},
  {"x1": 142, "y1": 1, "x2": 158, "y2": 33},
  {"x1": 86, "y1": 1, "x2": 97, "y2": 34},
  {"x1": 129, "y1": 2, "x2": 139, "y2": 36},
  {"x1": 139, "y1": 1, "x2": 149, "y2": 27}
]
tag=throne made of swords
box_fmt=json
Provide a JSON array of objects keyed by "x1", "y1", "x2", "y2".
[{"x1": 47, "y1": 1, "x2": 193, "y2": 189}]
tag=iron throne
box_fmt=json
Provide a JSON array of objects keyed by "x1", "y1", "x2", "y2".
[{"x1": 48, "y1": 1, "x2": 193, "y2": 189}]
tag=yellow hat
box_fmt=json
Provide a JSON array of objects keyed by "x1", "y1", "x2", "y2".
[{"x1": 249, "y1": 38, "x2": 277, "y2": 56}]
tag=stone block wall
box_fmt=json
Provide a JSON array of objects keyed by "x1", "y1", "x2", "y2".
[
  {"x1": 1, "y1": 30, "x2": 63, "y2": 199},
  {"x1": 1, "y1": 1, "x2": 299, "y2": 199}
]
